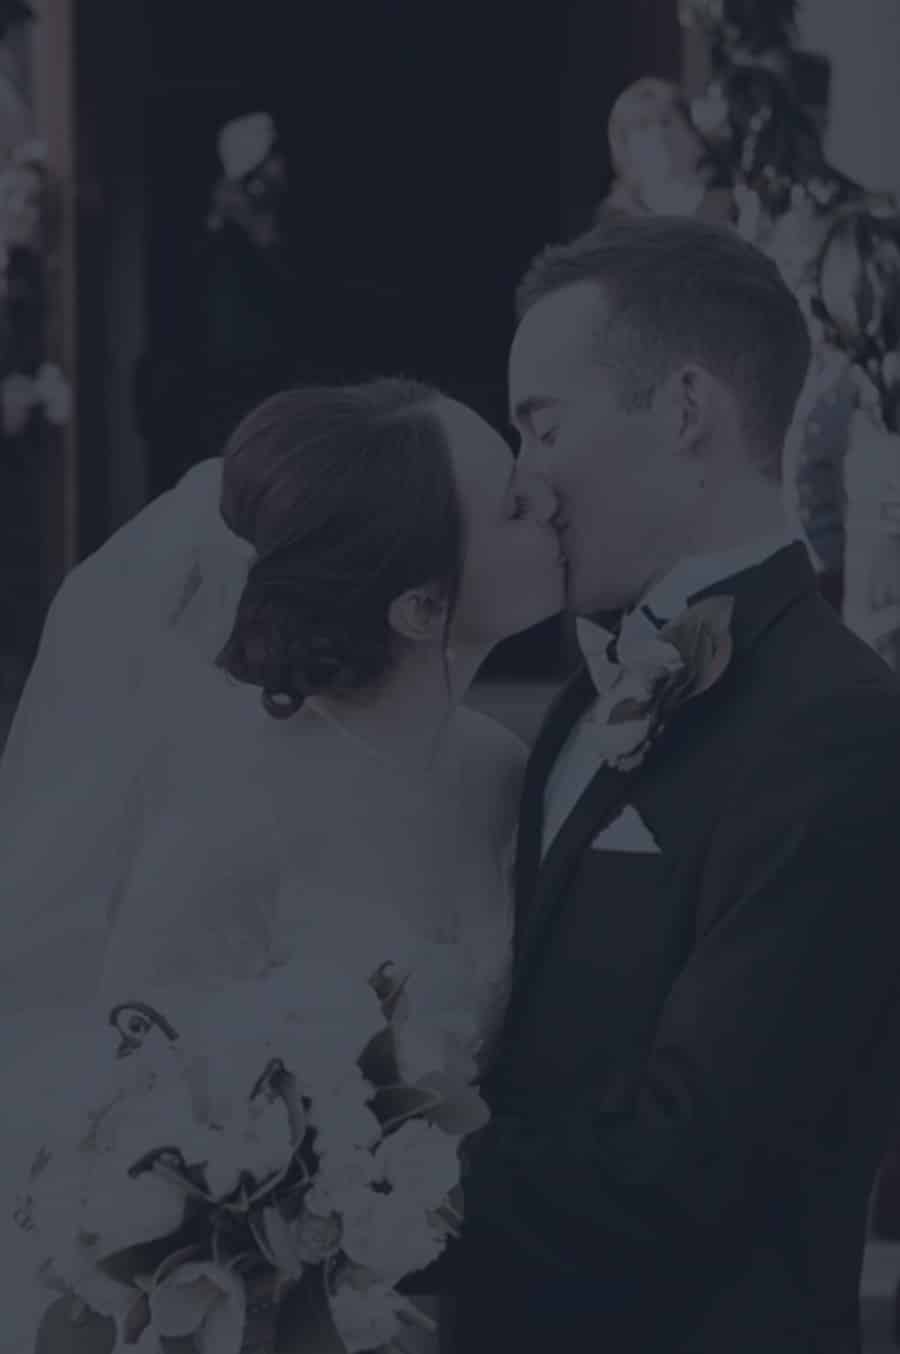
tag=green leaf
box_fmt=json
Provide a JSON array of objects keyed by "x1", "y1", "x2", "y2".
[
  {"x1": 357, "y1": 1026, "x2": 399, "y2": 1088},
  {"x1": 415, "y1": 1073, "x2": 490, "y2": 1137},
  {"x1": 368, "y1": 1085, "x2": 441, "y2": 1131}
]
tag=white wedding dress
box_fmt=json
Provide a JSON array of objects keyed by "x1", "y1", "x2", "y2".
[{"x1": 0, "y1": 461, "x2": 524, "y2": 1352}]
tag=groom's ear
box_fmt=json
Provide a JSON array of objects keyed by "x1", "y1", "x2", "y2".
[
  {"x1": 664, "y1": 363, "x2": 718, "y2": 458},
  {"x1": 388, "y1": 583, "x2": 449, "y2": 644}
]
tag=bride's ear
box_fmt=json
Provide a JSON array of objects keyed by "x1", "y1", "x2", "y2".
[{"x1": 388, "y1": 583, "x2": 449, "y2": 644}]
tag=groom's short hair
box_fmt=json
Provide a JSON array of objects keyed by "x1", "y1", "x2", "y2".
[{"x1": 515, "y1": 211, "x2": 812, "y2": 480}]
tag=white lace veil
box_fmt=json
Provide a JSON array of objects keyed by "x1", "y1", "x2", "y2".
[{"x1": 0, "y1": 458, "x2": 255, "y2": 1012}]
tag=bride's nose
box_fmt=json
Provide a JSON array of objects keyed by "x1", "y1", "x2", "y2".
[{"x1": 513, "y1": 470, "x2": 559, "y2": 526}]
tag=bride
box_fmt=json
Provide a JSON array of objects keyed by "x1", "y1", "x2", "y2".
[
  {"x1": 98, "y1": 376, "x2": 563, "y2": 1009},
  {"x1": 0, "y1": 376, "x2": 563, "y2": 1345}
]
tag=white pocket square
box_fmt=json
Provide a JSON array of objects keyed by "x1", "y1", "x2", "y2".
[{"x1": 590, "y1": 806, "x2": 661, "y2": 854}]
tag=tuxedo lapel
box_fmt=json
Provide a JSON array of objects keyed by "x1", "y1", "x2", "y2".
[{"x1": 692, "y1": 542, "x2": 817, "y2": 658}]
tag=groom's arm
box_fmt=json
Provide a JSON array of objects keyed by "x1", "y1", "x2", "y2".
[{"x1": 464, "y1": 698, "x2": 900, "y2": 1342}]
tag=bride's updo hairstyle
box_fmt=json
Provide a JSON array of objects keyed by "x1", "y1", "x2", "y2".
[{"x1": 217, "y1": 378, "x2": 464, "y2": 718}]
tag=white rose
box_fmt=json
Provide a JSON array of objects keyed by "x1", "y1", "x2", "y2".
[
  {"x1": 201, "y1": 1090, "x2": 293, "y2": 1199},
  {"x1": 374, "y1": 1121, "x2": 460, "y2": 1211},
  {"x1": 339, "y1": 1193, "x2": 447, "y2": 1281},
  {"x1": 309, "y1": 1075, "x2": 381, "y2": 1162},
  {"x1": 29, "y1": 1140, "x2": 185, "y2": 1294},
  {"x1": 584, "y1": 688, "x2": 655, "y2": 767},
  {"x1": 306, "y1": 1146, "x2": 379, "y2": 1216},
  {"x1": 256, "y1": 960, "x2": 386, "y2": 1082},
  {"x1": 78, "y1": 1165, "x2": 187, "y2": 1261},
  {"x1": 329, "y1": 1281, "x2": 407, "y2": 1353}
]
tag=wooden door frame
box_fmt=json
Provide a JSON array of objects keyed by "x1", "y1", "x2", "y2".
[{"x1": 31, "y1": 0, "x2": 78, "y2": 600}]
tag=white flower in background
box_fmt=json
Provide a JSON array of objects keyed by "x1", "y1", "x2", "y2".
[
  {"x1": 329, "y1": 1280, "x2": 409, "y2": 1354},
  {"x1": 374, "y1": 1120, "x2": 460, "y2": 1211},
  {"x1": 34, "y1": 363, "x2": 72, "y2": 425},
  {"x1": 690, "y1": 84, "x2": 728, "y2": 140},
  {"x1": 734, "y1": 182, "x2": 763, "y2": 244},
  {"x1": 339, "y1": 1191, "x2": 447, "y2": 1282},
  {"x1": 0, "y1": 364, "x2": 72, "y2": 437},
  {"x1": 764, "y1": 192, "x2": 830, "y2": 293},
  {"x1": 217, "y1": 111, "x2": 275, "y2": 181}
]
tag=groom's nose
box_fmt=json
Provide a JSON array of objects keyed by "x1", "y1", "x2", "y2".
[{"x1": 513, "y1": 469, "x2": 559, "y2": 526}]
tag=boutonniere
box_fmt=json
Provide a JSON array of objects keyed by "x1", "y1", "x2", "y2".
[{"x1": 579, "y1": 594, "x2": 735, "y2": 772}]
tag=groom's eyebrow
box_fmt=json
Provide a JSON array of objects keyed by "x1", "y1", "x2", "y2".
[{"x1": 511, "y1": 395, "x2": 561, "y2": 427}]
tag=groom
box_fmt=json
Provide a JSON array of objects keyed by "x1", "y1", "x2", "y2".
[{"x1": 454, "y1": 213, "x2": 900, "y2": 1352}]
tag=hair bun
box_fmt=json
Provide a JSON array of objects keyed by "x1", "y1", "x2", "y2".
[{"x1": 214, "y1": 379, "x2": 463, "y2": 717}]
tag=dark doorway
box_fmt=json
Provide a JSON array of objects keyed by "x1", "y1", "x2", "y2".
[
  {"x1": 140, "y1": 3, "x2": 569, "y2": 472},
  {"x1": 137, "y1": 2, "x2": 575, "y2": 674},
  {"x1": 100, "y1": 0, "x2": 679, "y2": 677}
]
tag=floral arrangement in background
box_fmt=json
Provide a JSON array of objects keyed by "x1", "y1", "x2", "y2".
[
  {"x1": 671, "y1": 0, "x2": 900, "y2": 669},
  {"x1": 206, "y1": 111, "x2": 288, "y2": 254},
  {"x1": 0, "y1": 3, "x2": 71, "y2": 456},
  {"x1": 13, "y1": 943, "x2": 487, "y2": 1353},
  {"x1": 679, "y1": 0, "x2": 799, "y2": 70}
]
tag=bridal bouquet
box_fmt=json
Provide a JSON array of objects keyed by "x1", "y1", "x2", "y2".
[{"x1": 13, "y1": 950, "x2": 488, "y2": 1353}]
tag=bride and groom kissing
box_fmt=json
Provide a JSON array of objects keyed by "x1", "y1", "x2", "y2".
[{"x1": 4, "y1": 210, "x2": 900, "y2": 1353}]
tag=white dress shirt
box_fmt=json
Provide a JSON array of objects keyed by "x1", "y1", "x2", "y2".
[{"x1": 540, "y1": 531, "x2": 802, "y2": 856}]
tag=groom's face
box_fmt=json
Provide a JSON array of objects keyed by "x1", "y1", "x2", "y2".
[{"x1": 509, "y1": 280, "x2": 690, "y2": 615}]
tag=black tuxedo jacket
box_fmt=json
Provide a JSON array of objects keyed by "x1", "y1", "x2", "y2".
[{"x1": 456, "y1": 545, "x2": 900, "y2": 1353}]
